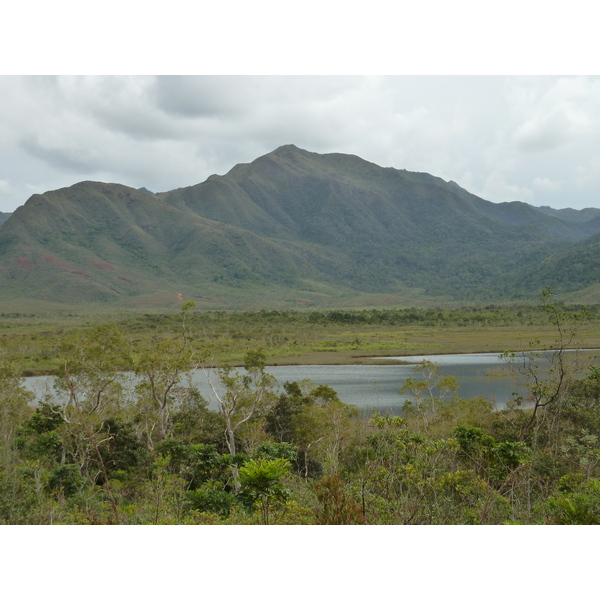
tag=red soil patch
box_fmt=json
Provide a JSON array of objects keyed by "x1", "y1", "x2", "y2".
[
  {"x1": 18, "y1": 256, "x2": 32, "y2": 270},
  {"x1": 91, "y1": 260, "x2": 114, "y2": 271},
  {"x1": 44, "y1": 255, "x2": 71, "y2": 268}
]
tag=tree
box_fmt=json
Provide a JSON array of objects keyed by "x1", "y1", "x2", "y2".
[
  {"x1": 497, "y1": 288, "x2": 593, "y2": 520},
  {"x1": 238, "y1": 457, "x2": 291, "y2": 524},
  {"x1": 0, "y1": 345, "x2": 34, "y2": 464},
  {"x1": 51, "y1": 325, "x2": 138, "y2": 524},
  {"x1": 0, "y1": 345, "x2": 35, "y2": 523},
  {"x1": 400, "y1": 360, "x2": 459, "y2": 432},
  {"x1": 265, "y1": 380, "x2": 314, "y2": 443},
  {"x1": 170, "y1": 387, "x2": 226, "y2": 449},
  {"x1": 313, "y1": 473, "x2": 365, "y2": 525},
  {"x1": 502, "y1": 288, "x2": 589, "y2": 439},
  {"x1": 134, "y1": 301, "x2": 198, "y2": 446},
  {"x1": 290, "y1": 387, "x2": 358, "y2": 477},
  {"x1": 135, "y1": 340, "x2": 194, "y2": 445},
  {"x1": 54, "y1": 324, "x2": 132, "y2": 421},
  {"x1": 206, "y1": 349, "x2": 277, "y2": 490}
]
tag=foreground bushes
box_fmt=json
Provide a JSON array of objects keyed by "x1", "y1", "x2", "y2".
[{"x1": 2, "y1": 291, "x2": 600, "y2": 524}]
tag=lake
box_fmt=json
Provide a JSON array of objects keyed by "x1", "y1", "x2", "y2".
[
  {"x1": 27, "y1": 350, "x2": 598, "y2": 415},
  {"x1": 257, "y1": 354, "x2": 523, "y2": 414}
]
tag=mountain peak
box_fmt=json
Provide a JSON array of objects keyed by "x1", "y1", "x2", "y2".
[
  {"x1": 2, "y1": 146, "x2": 600, "y2": 308},
  {"x1": 269, "y1": 144, "x2": 312, "y2": 159}
]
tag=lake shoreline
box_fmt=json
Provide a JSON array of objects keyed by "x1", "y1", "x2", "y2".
[{"x1": 21, "y1": 345, "x2": 592, "y2": 377}]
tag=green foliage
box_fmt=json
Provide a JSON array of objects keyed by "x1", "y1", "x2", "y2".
[
  {"x1": 0, "y1": 345, "x2": 34, "y2": 455},
  {"x1": 170, "y1": 387, "x2": 225, "y2": 448},
  {"x1": 185, "y1": 485, "x2": 237, "y2": 517},
  {"x1": 0, "y1": 464, "x2": 44, "y2": 524},
  {"x1": 2, "y1": 288, "x2": 600, "y2": 524},
  {"x1": 238, "y1": 457, "x2": 291, "y2": 524},
  {"x1": 547, "y1": 478, "x2": 600, "y2": 524},
  {"x1": 426, "y1": 469, "x2": 510, "y2": 525},
  {"x1": 253, "y1": 440, "x2": 299, "y2": 463},
  {"x1": 21, "y1": 402, "x2": 64, "y2": 435},
  {"x1": 97, "y1": 419, "x2": 151, "y2": 481},
  {"x1": 454, "y1": 425, "x2": 495, "y2": 454},
  {"x1": 155, "y1": 439, "x2": 230, "y2": 490},
  {"x1": 3, "y1": 147, "x2": 600, "y2": 310},
  {"x1": 47, "y1": 464, "x2": 84, "y2": 499}
]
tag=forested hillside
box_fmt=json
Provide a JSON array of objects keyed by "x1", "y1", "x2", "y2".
[{"x1": 1, "y1": 145, "x2": 599, "y2": 309}]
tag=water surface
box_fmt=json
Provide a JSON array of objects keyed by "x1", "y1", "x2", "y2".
[{"x1": 24, "y1": 350, "x2": 599, "y2": 415}]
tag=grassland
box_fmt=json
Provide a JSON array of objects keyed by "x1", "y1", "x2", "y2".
[{"x1": 2, "y1": 302, "x2": 599, "y2": 375}]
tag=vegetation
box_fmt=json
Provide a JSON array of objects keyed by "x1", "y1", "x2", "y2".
[
  {"x1": 3, "y1": 145, "x2": 600, "y2": 309},
  {"x1": 3, "y1": 300, "x2": 600, "y2": 376},
  {"x1": 2, "y1": 290, "x2": 600, "y2": 524}
]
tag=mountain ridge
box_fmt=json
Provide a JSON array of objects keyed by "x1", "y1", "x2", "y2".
[{"x1": 1, "y1": 145, "x2": 598, "y2": 310}]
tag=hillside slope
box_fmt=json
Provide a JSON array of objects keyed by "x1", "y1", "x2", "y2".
[
  {"x1": 161, "y1": 145, "x2": 592, "y2": 297},
  {"x1": 0, "y1": 181, "x2": 326, "y2": 306},
  {"x1": 0, "y1": 145, "x2": 598, "y2": 309}
]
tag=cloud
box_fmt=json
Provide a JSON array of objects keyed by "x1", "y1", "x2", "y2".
[
  {"x1": 1, "y1": 76, "x2": 600, "y2": 212},
  {"x1": 0, "y1": 180, "x2": 12, "y2": 205},
  {"x1": 533, "y1": 177, "x2": 562, "y2": 192},
  {"x1": 152, "y1": 76, "x2": 260, "y2": 119},
  {"x1": 20, "y1": 135, "x2": 98, "y2": 173},
  {"x1": 482, "y1": 171, "x2": 534, "y2": 204},
  {"x1": 513, "y1": 110, "x2": 572, "y2": 152},
  {"x1": 574, "y1": 157, "x2": 600, "y2": 189},
  {"x1": 511, "y1": 76, "x2": 600, "y2": 153}
]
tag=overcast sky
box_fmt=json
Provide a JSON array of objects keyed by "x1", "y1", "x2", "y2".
[
  {"x1": 1, "y1": 0, "x2": 595, "y2": 585},
  {"x1": 2, "y1": 75, "x2": 600, "y2": 213}
]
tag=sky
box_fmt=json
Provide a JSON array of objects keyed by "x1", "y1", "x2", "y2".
[
  {"x1": 2, "y1": 2, "x2": 599, "y2": 215},
  {"x1": 2, "y1": 74, "x2": 600, "y2": 214},
  {"x1": 1, "y1": 1, "x2": 595, "y2": 592}
]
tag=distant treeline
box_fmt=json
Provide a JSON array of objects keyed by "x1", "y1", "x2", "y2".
[
  {"x1": 2, "y1": 292, "x2": 600, "y2": 524},
  {"x1": 121, "y1": 303, "x2": 600, "y2": 329}
]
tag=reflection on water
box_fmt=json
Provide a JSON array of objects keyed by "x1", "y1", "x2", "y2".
[
  {"x1": 23, "y1": 350, "x2": 600, "y2": 416},
  {"x1": 263, "y1": 360, "x2": 520, "y2": 415}
]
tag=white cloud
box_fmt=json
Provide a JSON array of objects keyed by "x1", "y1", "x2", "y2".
[
  {"x1": 511, "y1": 76, "x2": 600, "y2": 153},
  {"x1": 482, "y1": 171, "x2": 534, "y2": 204},
  {"x1": 0, "y1": 180, "x2": 12, "y2": 206},
  {"x1": 533, "y1": 177, "x2": 563, "y2": 192},
  {"x1": 574, "y1": 158, "x2": 600, "y2": 190},
  {"x1": 1, "y1": 76, "x2": 600, "y2": 213}
]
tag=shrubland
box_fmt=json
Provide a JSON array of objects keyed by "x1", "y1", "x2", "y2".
[{"x1": 1, "y1": 291, "x2": 600, "y2": 524}]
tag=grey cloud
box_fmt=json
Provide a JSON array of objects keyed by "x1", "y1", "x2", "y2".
[
  {"x1": 20, "y1": 136, "x2": 98, "y2": 174},
  {"x1": 91, "y1": 102, "x2": 184, "y2": 142},
  {"x1": 514, "y1": 110, "x2": 573, "y2": 152},
  {"x1": 152, "y1": 76, "x2": 251, "y2": 119},
  {"x1": 2, "y1": 76, "x2": 600, "y2": 212}
]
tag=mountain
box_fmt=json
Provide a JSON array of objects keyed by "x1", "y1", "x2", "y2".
[
  {"x1": 1, "y1": 145, "x2": 599, "y2": 309},
  {"x1": 0, "y1": 212, "x2": 10, "y2": 226},
  {"x1": 0, "y1": 181, "x2": 321, "y2": 307},
  {"x1": 509, "y1": 230, "x2": 600, "y2": 298},
  {"x1": 537, "y1": 205, "x2": 600, "y2": 224}
]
